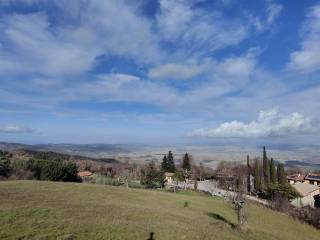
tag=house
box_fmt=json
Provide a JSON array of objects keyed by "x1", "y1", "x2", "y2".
[
  {"x1": 304, "y1": 173, "x2": 320, "y2": 186},
  {"x1": 291, "y1": 182, "x2": 320, "y2": 208},
  {"x1": 77, "y1": 171, "x2": 93, "y2": 178},
  {"x1": 287, "y1": 173, "x2": 320, "y2": 186},
  {"x1": 164, "y1": 172, "x2": 174, "y2": 184},
  {"x1": 287, "y1": 173, "x2": 306, "y2": 184}
]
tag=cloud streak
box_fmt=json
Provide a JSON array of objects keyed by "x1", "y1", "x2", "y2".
[{"x1": 0, "y1": 124, "x2": 35, "y2": 134}]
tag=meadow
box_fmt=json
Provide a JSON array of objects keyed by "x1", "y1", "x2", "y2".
[{"x1": 0, "y1": 181, "x2": 319, "y2": 240}]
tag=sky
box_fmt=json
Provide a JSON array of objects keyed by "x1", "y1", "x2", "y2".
[{"x1": 0, "y1": 0, "x2": 320, "y2": 145}]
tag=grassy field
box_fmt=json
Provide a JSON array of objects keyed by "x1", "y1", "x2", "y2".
[{"x1": 0, "y1": 181, "x2": 319, "y2": 240}]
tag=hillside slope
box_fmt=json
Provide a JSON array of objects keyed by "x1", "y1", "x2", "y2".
[{"x1": 0, "y1": 181, "x2": 319, "y2": 240}]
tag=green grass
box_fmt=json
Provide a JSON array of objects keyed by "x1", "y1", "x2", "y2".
[{"x1": 0, "y1": 181, "x2": 319, "y2": 240}]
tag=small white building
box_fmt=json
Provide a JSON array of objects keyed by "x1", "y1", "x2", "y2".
[
  {"x1": 164, "y1": 172, "x2": 174, "y2": 184},
  {"x1": 291, "y1": 182, "x2": 320, "y2": 208}
]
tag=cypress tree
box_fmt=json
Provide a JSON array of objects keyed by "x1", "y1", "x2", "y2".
[
  {"x1": 167, "y1": 151, "x2": 176, "y2": 173},
  {"x1": 254, "y1": 159, "x2": 261, "y2": 191},
  {"x1": 277, "y1": 163, "x2": 287, "y2": 185},
  {"x1": 247, "y1": 155, "x2": 251, "y2": 193},
  {"x1": 270, "y1": 158, "x2": 276, "y2": 184},
  {"x1": 182, "y1": 153, "x2": 191, "y2": 171},
  {"x1": 161, "y1": 155, "x2": 168, "y2": 172},
  {"x1": 262, "y1": 146, "x2": 270, "y2": 186}
]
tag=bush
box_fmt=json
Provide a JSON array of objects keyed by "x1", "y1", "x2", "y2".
[
  {"x1": 266, "y1": 184, "x2": 301, "y2": 200},
  {"x1": 140, "y1": 161, "x2": 162, "y2": 189},
  {"x1": 27, "y1": 159, "x2": 81, "y2": 182},
  {"x1": 0, "y1": 150, "x2": 11, "y2": 177},
  {"x1": 290, "y1": 207, "x2": 320, "y2": 229},
  {"x1": 88, "y1": 174, "x2": 122, "y2": 186}
]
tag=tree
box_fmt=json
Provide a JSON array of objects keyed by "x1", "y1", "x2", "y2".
[
  {"x1": 199, "y1": 163, "x2": 204, "y2": 181},
  {"x1": 0, "y1": 151, "x2": 11, "y2": 177},
  {"x1": 161, "y1": 155, "x2": 168, "y2": 172},
  {"x1": 182, "y1": 153, "x2": 191, "y2": 171},
  {"x1": 254, "y1": 159, "x2": 261, "y2": 192},
  {"x1": 267, "y1": 183, "x2": 301, "y2": 200},
  {"x1": 166, "y1": 151, "x2": 175, "y2": 173},
  {"x1": 194, "y1": 180, "x2": 198, "y2": 191},
  {"x1": 263, "y1": 146, "x2": 270, "y2": 186},
  {"x1": 246, "y1": 155, "x2": 251, "y2": 193},
  {"x1": 61, "y1": 161, "x2": 81, "y2": 182},
  {"x1": 270, "y1": 158, "x2": 277, "y2": 184},
  {"x1": 277, "y1": 163, "x2": 287, "y2": 185},
  {"x1": 141, "y1": 161, "x2": 160, "y2": 189},
  {"x1": 27, "y1": 159, "x2": 81, "y2": 182}
]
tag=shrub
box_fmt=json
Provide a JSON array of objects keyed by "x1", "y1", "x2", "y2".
[
  {"x1": 27, "y1": 159, "x2": 81, "y2": 182},
  {"x1": 290, "y1": 207, "x2": 320, "y2": 229},
  {"x1": 88, "y1": 174, "x2": 122, "y2": 186},
  {"x1": 0, "y1": 150, "x2": 11, "y2": 177},
  {"x1": 267, "y1": 183, "x2": 301, "y2": 200}
]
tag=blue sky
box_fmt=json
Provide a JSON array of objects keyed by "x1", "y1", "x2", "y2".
[{"x1": 0, "y1": 0, "x2": 320, "y2": 144}]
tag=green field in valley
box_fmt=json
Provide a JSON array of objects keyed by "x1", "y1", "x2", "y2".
[{"x1": 0, "y1": 181, "x2": 319, "y2": 240}]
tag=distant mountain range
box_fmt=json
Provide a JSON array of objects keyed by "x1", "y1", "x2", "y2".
[{"x1": 0, "y1": 142, "x2": 132, "y2": 158}]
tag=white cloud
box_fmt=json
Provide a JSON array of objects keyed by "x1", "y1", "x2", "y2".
[
  {"x1": 149, "y1": 50, "x2": 256, "y2": 81},
  {"x1": 0, "y1": 12, "x2": 97, "y2": 76},
  {"x1": 156, "y1": 0, "x2": 249, "y2": 56},
  {"x1": 189, "y1": 109, "x2": 318, "y2": 138},
  {"x1": 149, "y1": 63, "x2": 204, "y2": 80},
  {"x1": 214, "y1": 53, "x2": 256, "y2": 78},
  {"x1": 61, "y1": 73, "x2": 180, "y2": 107},
  {"x1": 287, "y1": 4, "x2": 320, "y2": 73},
  {"x1": 0, "y1": 124, "x2": 35, "y2": 134},
  {"x1": 0, "y1": 1, "x2": 161, "y2": 77},
  {"x1": 247, "y1": 1, "x2": 282, "y2": 32},
  {"x1": 266, "y1": 2, "x2": 283, "y2": 25}
]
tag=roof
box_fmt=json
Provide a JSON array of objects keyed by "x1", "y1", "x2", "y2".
[
  {"x1": 305, "y1": 173, "x2": 320, "y2": 181},
  {"x1": 164, "y1": 172, "x2": 174, "y2": 177},
  {"x1": 292, "y1": 183, "x2": 319, "y2": 197},
  {"x1": 287, "y1": 174, "x2": 305, "y2": 181},
  {"x1": 78, "y1": 171, "x2": 93, "y2": 177}
]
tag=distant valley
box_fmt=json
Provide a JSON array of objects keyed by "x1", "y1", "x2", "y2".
[{"x1": 1, "y1": 142, "x2": 319, "y2": 169}]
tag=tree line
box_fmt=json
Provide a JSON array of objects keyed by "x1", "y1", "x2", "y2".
[
  {"x1": 251, "y1": 146, "x2": 299, "y2": 200},
  {"x1": 0, "y1": 150, "x2": 81, "y2": 182}
]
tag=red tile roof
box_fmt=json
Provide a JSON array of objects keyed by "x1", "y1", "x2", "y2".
[
  {"x1": 78, "y1": 171, "x2": 93, "y2": 177},
  {"x1": 287, "y1": 174, "x2": 305, "y2": 181}
]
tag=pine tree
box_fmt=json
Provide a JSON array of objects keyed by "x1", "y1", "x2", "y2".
[
  {"x1": 262, "y1": 146, "x2": 270, "y2": 186},
  {"x1": 161, "y1": 155, "x2": 168, "y2": 172},
  {"x1": 277, "y1": 163, "x2": 287, "y2": 185},
  {"x1": 270, "y1": 158, "x2": 276, "y2": 184},
  {"x1": 167, "y1": 151, "x2": 175, "y2": 173},
  {"x1": 254, "y1": 159, "x2": 261, "y2": 191},
  {"x1": 182, "y1": 153, "x2": 191, "y2": 171}
]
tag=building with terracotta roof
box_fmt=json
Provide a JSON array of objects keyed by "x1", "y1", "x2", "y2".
[
  {"x1": 287, "y1": 173, "x2": 306, "y2": 184},
  {"x1": 287, "y1": 173, "x2": 320, "y2": 186}
]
